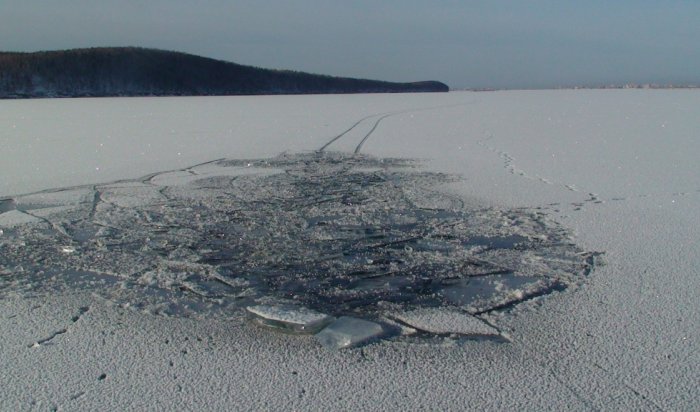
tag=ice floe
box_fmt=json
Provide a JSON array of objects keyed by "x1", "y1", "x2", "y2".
[
  {"x1": 246, "y1": 304, "x2": 332, "y2": 334},
  {"x1": 390, "y1": 307, "x2": 500, "y2": 337},
  {"x1": 315, "y1": 316, "x2": 384, "y2": 350},
  {"x1": 0, "y1": 210, "x2": 42, "y2": 227}
]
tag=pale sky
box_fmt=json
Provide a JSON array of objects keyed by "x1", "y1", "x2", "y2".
[{"x1": 1, "y1": 0, "x2": 699, "y2": 89}]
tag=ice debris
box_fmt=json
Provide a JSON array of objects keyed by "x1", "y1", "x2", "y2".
[
  {"x1": 0, "y1": 153, "x2": 596, "y2": 348},
  {"x1": 390, "y1": 307, "x2": 500, "y2": 337},
  {"x1": 246, "y1": 304, "x2": 332, "y2": 334},
  {"x1": 315, "y1": 316, "x2": 384, "y2": 350}
]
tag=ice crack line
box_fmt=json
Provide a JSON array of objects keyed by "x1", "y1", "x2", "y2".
[
  {"x1": 548, "y1": 369, "x2": 598, "y2": 410},
  {"x1": 88, "y1": 186, "x2": 102, "y2": 221},
  {"x1": 30, "y1": 328, "x2": 68, "y2": 347},
  {"x1": 22, "y1": 210, "x2": 72, "y2": 240},
  {"x1": 140, "y1": 158, "x2": 226, "y2": 186},
  {"x1": 593, "y1": 362, "x2": 665, "y2": 412},
  {"x1": 28, "y1": 306, "x2": 89, "y2": 348}
]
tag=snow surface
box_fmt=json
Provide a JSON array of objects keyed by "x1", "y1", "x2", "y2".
[{"x1": 1, "y1": 90, "x2": 699, "y2": 410}]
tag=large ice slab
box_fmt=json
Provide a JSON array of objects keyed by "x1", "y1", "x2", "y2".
[
  {"x1": 149, "y1": 165, "x2": 281, "y2": 187},
  {"x1": 15, "y1": 188, "x2": 93, "y2": 209},
  {"x1": 390, "y1": 307, "x2": 500, "y2": 337},
  {"x1": 246, "y1": 304, "x2": 332, "y2": 334},
  {"x1": 0, "y1": 210, "x2": 42, "y2": 228},
  {"x1": 440, "y1": 275, "x2": 565, "y2": 314},
  {"x1": 315, "y1": 316, "x2": 384, "y2": 350}
]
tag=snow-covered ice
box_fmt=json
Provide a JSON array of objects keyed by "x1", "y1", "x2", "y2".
[
  {"x1": 1, "y1": 90, "x2": 698, "y2": 410},
  {"x1": 390, "y1": 307, "x2": 501, "y2": 338},
  {"x1": 0, "y1": 209, "x2": 42, "y2": 227}
]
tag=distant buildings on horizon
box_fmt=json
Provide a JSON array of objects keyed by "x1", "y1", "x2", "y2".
[{"x1": 459, "y1": 83, "x2": 700, "y2": 92}]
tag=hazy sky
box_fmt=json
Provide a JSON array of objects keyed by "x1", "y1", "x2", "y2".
[{"x1": 2, "y1": 1, "x2": 699, "y2": 89}]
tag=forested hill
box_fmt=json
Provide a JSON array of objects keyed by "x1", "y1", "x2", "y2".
[{"x1": 0, "y1": 47, "x2": 449, "y2": 98}]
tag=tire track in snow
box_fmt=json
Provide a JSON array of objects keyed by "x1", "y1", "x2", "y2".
[
  {"x1": 319, "y1": 101, "x2": 478, "y2": 154},
  {"x1": 354, "y1": 113, "x2": 394, "y2": 154},
  {"x1": 318, "y1": 113, "x2": 389, "y2": 153}
]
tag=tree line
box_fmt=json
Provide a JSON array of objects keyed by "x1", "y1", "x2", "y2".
[{"x1": 0, "y1": 47, "x2": 448, "y2": 98}]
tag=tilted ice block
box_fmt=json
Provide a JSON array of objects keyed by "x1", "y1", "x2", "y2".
[
  {"x1": 246, "y1": 304, "x2": 332, "y2": 334},
  {"x1": 15, "y1": 188, "x2": 93, "y2": 209},
  {"x1": 0, "y1": 210, "x2": 42, "y2": 228},
  {"x1": 315, "y1": 316, "x2": 384, "y2": 350},
  {"x1": 390, "y1": 307, "x2": 499, "y2": 337}
]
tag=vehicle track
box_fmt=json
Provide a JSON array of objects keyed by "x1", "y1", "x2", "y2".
[
  {"x1": 354, "y1": 114, "x2": 393, "y2": 154},
  {"x1": 318, "y1": 102, "x2": 477, "y2": 155},
  {"x1": 318, "y1": 113, "x2": 389, "y2": 153}
]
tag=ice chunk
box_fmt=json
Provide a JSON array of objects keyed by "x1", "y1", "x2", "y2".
[
  {"x1": 150, "y1": 166, "x2": 282, "y2": 187},
  {"x1": 440, "y1": 274, "x2": 549, "y2": 313},
  {"x1": 379, "y1": 317, "x2": 418, "y2": 336},
  {"x1": 246, "y1": 304, "x2": 332, "y2": 334},
  {"x1": 390, "y1": 307, "x2": 499, "y2": 337},
  {"x1": 29, "y1": 205, "x2": 76, "y2": 217},
  {"x1": 100, "y1": 186, "x2": 163, "y2": 208},
  {"x1": 315, "y1": 316, "x2": 384, "y2": 350},
  {"x1": 15, "y1": 188, "x2": 92, "y2": 209},
  {"x1": 0, "y1": 210, "x2": 42, "y2": 228}
]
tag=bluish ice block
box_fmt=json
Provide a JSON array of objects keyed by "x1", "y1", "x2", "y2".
[
  {"x1": 246, "y1": 304, "x2": 332, "y2": 334},
  {"x1": 315, "y1": 316, "x2": 384, "y2": 350}
]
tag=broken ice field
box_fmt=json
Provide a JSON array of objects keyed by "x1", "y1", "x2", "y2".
[{"x1": 0, "y1": 152, "x2": 597, "y2": 348}]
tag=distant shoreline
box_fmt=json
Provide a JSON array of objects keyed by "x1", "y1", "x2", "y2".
[{"x1": 0, "y1": 47, "x2": 449, "y2": 99}]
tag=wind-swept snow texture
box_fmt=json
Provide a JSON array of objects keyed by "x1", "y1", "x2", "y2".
[{"x1": 1, "y1": 90, "x2": 698, "y2": 410}]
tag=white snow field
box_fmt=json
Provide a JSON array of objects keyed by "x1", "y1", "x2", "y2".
[{"x1": 1, "y1": 90, "x2": 699, "y2": 410}]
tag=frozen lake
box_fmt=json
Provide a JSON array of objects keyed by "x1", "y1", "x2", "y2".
[{"x1": 1, "y1": 90, "x2": 698, "y2": 410}]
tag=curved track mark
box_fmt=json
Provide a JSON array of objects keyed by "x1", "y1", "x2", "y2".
[
  {"x1": 318, "y1": 113, "x2": 388, "y2": 153},
  {"x1": 320, "y1": 101, "x2": 478, "y2": 154},
  {"x1": 354, "y1": 114, "x2": 393, "y2": 154}
]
